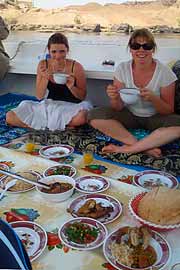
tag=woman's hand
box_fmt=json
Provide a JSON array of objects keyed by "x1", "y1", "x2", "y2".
[
  {"x1": 39, "y1": 63, "x2": 50, "y2": 80},
  {"x1": 66, "y1": 74, "x2": 75, "y2": 91},
  {"x1": 140, "y1": 88, "x2": 155, "y2": 102},
  {"x1": 107, "y1": 84, "x2": 119, "y2": 99}
]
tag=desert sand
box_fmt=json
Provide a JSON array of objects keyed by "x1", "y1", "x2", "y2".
[{"x1": 0, "y1": 1, "x2": 180, "y2": 30}]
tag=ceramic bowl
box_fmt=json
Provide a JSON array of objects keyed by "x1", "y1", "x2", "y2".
[
  {"x1": 129, "y1": 192, "x2": 180, "y2": 231},
  {"x1": 36, "y1": 175, "x2": 75, "y2": 202},
  {"x1": 53, "y1": 73, "x2": 68, "y2": 84},
  {"x1": 119, "y1": 88, "x2": 139, "y2": 105}
]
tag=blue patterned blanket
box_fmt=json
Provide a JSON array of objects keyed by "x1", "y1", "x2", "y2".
[
  {"x1": 0, "y1": 93, "x2": 180, "y2": 176},
  {"x1": 0, "y1": 93, "x2": 37, "y2": 145}
]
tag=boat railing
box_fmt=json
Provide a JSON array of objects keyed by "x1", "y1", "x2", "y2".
[{"x1": 4, "y1": 40, "x2": 180, "y2": 80}]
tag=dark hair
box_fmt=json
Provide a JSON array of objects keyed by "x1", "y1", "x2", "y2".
[
  {"x1": 47, "y1": 32, "x2": 69, "y2": 51},
  {"x1": 128, "y1": 28, "x2": 157, "y2": 51}
]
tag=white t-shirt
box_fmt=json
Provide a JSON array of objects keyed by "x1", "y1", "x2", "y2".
[{"x1": 114, "y1": 59, "x2": 177, "y2": 117}]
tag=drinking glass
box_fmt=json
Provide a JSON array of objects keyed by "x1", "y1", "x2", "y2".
[{"x1": 83, "y1": 150, "x2": 93, "y2": 165}]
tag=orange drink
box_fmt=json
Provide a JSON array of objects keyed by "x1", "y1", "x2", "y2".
[
  {"x1": 25, "y1": 142, "x2": 35, "y2": 153},
  {"x1": 83, "y1": 151, "x2": 93, "y2": 165}
]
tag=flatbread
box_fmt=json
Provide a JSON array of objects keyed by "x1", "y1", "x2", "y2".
[{"x1": 138, "y1": 186, "x2": 180, "y2": 225}]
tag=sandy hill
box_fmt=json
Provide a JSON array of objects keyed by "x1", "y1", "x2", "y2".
[{"x1": 0, "y1": 1, "x2": 180, "y2": 28}]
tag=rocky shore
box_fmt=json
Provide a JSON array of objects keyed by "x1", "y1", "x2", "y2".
[
  {"x1": 1, "y1": 1, "x2": 180, "y2": 34},
  {"x1": 9, "y1": 23, "x2": 180, "y2": 34}
]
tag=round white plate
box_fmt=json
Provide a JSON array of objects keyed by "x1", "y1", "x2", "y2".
[
  {"x1": 68, "y1": 193, "x2": 122, "y2": 224},
  {"x1": 75, "y1": 175, "x2": 110, "y2": 193},
  {"x1": 39, "y1": 144, "x2": 74, "y2": 159},
  {"x1": 11, "y1": 221, "x2": 47, "y2": 262},
  {"x1": 0, "y1": 163, "x2": 10, "y2": 181},
  {"x1": 0, "y1": 171, "x2": 40, "y2": 194},
  {"x1": 133, "y1": 170, "x2": 179, "y2": 190},
  {"x1": 59, "y1": 217, "x2": 107, "y2": 251},
  {"x1": 103, "y1": 226, "x2": 171, "y2": 270},
  {"x1": 43, "y1": 164, "x2": 76, "y2": 178}
]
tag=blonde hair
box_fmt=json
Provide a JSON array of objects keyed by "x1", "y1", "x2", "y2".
[{"x1": 128, "y1": 28, "x2": 157, "y2": 51}]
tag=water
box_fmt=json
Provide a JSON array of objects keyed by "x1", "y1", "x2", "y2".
[{"x1": 6, "y1": 31, "x2": 180, "y2": 47}]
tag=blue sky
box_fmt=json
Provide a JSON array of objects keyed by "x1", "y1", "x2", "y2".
[{"x1": 33, "y1": 0, "x2": 126, "y2": 9}]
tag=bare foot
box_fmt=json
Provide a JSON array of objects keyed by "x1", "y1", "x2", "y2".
[
  {"x1": 102, "y1": 144, "x2": 162, "y2": 158},
  {"x1": 144, "y1": 148, "x2": 162, "y2": 158},
  {"x1": 102, "y1": 144, "x2": 129, "y2": 153}
]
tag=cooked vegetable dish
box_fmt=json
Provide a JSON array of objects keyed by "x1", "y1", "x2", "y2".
[
  {"x1": 46, "y1": 166, "x2": 73, "y2": 176},
  {"x1": 65, "y1": 222, "x2": 99, "y2": 244}
]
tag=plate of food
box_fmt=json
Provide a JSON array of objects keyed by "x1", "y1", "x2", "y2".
[
  {"x1": 67, "y1": 194, "x2": 122, "y2": 224},
  {"x1": 10, "y1": 221, "x2": 47, "y2": 262},
  {"x1": 43, "y1": 164, "x2": 76, "y2": 178},
  {"x1": 133, "y1": 170, "x2": 179, "y2": 190},
  {"x1": 75, "y1": 175, "x2": 110, "y2": 194},
  {"x1": 0, "y1": 163, "x2": 10, "y2": 181},
  {"x1": 103, "y1": 225, "x2": 171, "y2": 270},
  {"x1": 0, "y1": 171, "x2": 40, "y2": 193},
  {"x1": 129, "y1": 187, "x2": 180, "y2": 231},
  {"x1": 39, "y1": 144, "x2": 74, "y2": 159},
  {"x1": 59, "y1": 217, "x2": 108, "y2": 251}
]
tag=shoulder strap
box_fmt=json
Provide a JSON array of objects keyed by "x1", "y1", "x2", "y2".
[
  {"x1": 45, "y1": 59, "x2": 48, "y2": 69},
  {"x1": 71, "y1": 60, "x2": 76, "y2": 73}
]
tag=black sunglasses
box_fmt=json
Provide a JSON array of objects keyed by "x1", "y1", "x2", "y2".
[{"x1": 130, "y1": 43, "x2": 154, "y2": 51}]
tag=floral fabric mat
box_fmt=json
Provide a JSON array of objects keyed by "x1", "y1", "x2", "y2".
[{"x1": 0, "y1": 146, "x2": 179, "y2": 270}]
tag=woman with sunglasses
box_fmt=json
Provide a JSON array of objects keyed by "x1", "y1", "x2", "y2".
[
  {"x1": 6, "y1": 33, "x2": 92, "y2": 130},
  {"x1": 89, "y1": 28, "x2": 180, "y2": 157}
]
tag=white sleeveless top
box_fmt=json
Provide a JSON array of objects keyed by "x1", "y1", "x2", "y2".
[{"x1": 114, "y1": 59, "x2": 177, "y2": 117}]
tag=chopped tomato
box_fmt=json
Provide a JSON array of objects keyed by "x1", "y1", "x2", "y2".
[{"x1": 84, "y1": 234, "x2": 96, "y2": 243}]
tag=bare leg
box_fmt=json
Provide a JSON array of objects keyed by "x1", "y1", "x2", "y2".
[
  {"x1": 102, "y1": 127, "x2": 180, "y2": 155},
  {"x1": 68, "y1": 110, "x2": 88, "y2": 128},
  {"x1": 6, "y1": 111, "x2": 30, "y2": 128},
  {"x1": 91, "y1": 119, "x2": 161, "y2": 157},
  {"x1": 90, "y1": 119, "x2": 137, "y2": 145}
]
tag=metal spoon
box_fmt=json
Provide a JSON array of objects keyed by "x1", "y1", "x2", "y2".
[
  {"x1": 0, "y1": 169, "x2": 50, "y2": 190},
  {"x1": 0, "y1": 179, "x2": 17, "y2": 200}
]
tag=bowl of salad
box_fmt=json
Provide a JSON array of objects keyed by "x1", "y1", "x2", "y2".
[
  {"x1": 58, "y1": 217, "x2": 108, "y2": 250},
  {"x1": 43, "y1": 164, "x2": 76, "y2": 178}
]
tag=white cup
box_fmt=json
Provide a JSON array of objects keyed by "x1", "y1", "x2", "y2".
[
  {"x1": 119, "y1": 88, "x2": 139, "y2": 105},
  {"x1": 53, "y1": 73, "x2": 68, "y2": 84}
]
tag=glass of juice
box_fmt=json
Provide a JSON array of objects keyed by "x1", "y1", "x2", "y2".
[
  {"x1": 83, "y1": 150, "x2": 93, "y2": 165},
  {"x1": 25, "y1": 142, "x2": 35, "y2": 153}
]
